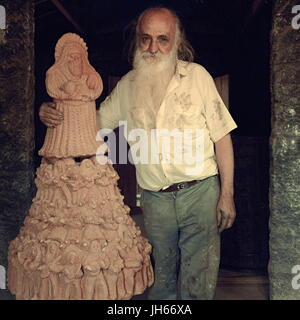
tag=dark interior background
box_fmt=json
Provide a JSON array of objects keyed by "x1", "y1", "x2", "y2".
[{"x1": 34, "y1": 0, "x2": 272, "y2": 273}]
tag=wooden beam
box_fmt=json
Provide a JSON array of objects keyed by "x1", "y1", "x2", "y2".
[
  {"x1": 244, "y1": 0, "x2": 266, "y2": 28},
  {"x1": 51, "y1": 0, "x2": 85, "y2": 34},
  {"x1": 251, "y1": 0, "x2": 265, "y2": 15}
]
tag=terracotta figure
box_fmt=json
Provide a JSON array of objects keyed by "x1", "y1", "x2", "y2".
[{"x1": 7, "y1": 33, "x2": 154, "y2": 300}]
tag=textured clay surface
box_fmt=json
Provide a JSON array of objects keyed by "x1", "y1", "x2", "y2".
[
  {"x1": 7, "y1": 33, "x2": 154, "y2": 300},
  {"x1": 39, "y1": 33, "x2": 103, "y2": 158}
]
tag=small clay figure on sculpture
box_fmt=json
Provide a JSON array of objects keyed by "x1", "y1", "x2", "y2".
[
  {"x1": 39, "y1": 33, "x2": 103, "y2": 158},
  {"x1": 7, "y1": 33, "x2": 154, "y2": 300}
]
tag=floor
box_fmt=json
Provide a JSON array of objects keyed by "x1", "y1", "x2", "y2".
[
  {"x1": 0, "y1": 213, "x2": 269, "y2": 300},
  {"x1": 132, "y1": 269, "x2": 269, "y2": 300},
  {"x1": 0, "y1": 271, "x2": 269, "y2": 300},
  {"x1": 214, "y1": 269, "x2": 269, "y2": 300}
]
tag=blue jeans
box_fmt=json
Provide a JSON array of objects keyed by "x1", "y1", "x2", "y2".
[{"x1": 140, "y1": 175, "x2": 220, "y2": 300}]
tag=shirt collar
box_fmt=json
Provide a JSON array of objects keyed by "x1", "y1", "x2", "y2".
[
  {"x1": 164, "y1": 60, "x2": 189, "y2": 94},
  {"x1": 175, "y1": 59, "x2": 189, "y2": 78}
]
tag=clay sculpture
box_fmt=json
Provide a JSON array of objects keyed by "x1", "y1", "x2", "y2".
[{"x1": 7, "y1": 33, "x2": 154, "y2": 300}]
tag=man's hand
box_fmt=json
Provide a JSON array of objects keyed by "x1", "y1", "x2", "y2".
[
  {"x1": 39, "y1": 102, "x2": 64, "y2": 128},
  {"x1": 216, "y1": 194, "x2": 236, "y2": 233},
  {"x1": 214, "y1": 134, "x2": 236, "y2": 233}
]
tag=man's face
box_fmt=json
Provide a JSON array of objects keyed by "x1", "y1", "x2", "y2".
[{"x1": 137, "y1": 9, "x2": 176, "y2": 56}]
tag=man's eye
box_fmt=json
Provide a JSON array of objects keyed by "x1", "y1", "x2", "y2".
[
  {"x1": 141, "y1": 36, "x2": 150, "y2": 43},
  {"x1": 158, "y1": 37, "x2": 169, "y2": 43}
]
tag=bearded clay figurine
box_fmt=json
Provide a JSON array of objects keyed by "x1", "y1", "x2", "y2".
[{"x1": 7, "y1": 33, "x2": 154, "y2": 300}]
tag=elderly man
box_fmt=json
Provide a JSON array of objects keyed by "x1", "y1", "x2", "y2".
[{"x1": 40, "y1": 7, "x2": 237, "y2": 300}]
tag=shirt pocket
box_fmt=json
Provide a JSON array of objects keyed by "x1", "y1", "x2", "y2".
[{"x1": 172, "y1": 103, "x2": 205, "y2": 129}]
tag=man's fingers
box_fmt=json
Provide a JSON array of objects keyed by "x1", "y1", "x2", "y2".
[
  {"x1": 218, "y1": 216, "x2": 228, "y2": 233},
  {"x1": 218, "y1": 214, "x2": 235, "y2": 233},
  {"x1": 40, "y1": 102, "x2": 63, "y2": 117},
  {"x1": 42, "y1": 107, "x2": 63, "y2": 118},
  {"x1": 44, "y1": 101, "x2": 57, "y2": 109},
  {"x1": 44, "y1": 118, "x2": 63, "y2": 128},
  {"x1": 218, "y1": 209, "x2": 234, "y2": 233},
  {"x1": 48, "y1": 102, "x2": 57, "y2": 109},
  {"x1": 226, "y1": 217, "x2": 235, "y2": 229},
  {"x1": 39, "y1": 102, "x2": 63, "y2": 127},
  {"x1": 41, "y1": 110, "x2": 63, "y2": 121}
]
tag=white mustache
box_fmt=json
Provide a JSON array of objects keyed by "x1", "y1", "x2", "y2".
[{"x1": 142, "y1": 52, "x2": 161, "y2": 59}]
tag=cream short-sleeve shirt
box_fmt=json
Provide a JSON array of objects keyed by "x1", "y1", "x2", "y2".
[{"x1": 98, "y1": 60, "x2": 237, "y2": 191}]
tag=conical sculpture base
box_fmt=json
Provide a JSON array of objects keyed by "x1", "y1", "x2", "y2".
[
  {"x1": 8, "y1": 157, "x2": 153, "y2": 300},
  {"x1": 7, "y1": 33, "x2": 154, "y2": 300}
]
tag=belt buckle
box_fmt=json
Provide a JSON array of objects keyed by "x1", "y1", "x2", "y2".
[{"x1": 177, "y1": 182, "x2": 186, "y2": 190}]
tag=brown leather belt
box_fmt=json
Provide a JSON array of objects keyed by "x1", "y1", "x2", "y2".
[{"x1": 159, "y1": 180, "x2": 198, "y2": 192}]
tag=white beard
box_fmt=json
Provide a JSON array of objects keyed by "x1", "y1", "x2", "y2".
[{"x1": 130, "y1": 47, "x2": 177, "y2": 129}]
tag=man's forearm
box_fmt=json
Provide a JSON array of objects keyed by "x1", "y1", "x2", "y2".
[{"x1": 214, "y1": 134, "x2": 234, "y2": 197}]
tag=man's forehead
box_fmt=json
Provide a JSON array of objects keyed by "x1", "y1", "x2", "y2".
[{"x1": 138, "y1": 9, "x2": 176, "y2": 34}]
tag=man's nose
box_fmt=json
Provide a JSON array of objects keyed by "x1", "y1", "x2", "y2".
[{"x1": 149, "y1": 39, "x2": 158, "y2": 54}]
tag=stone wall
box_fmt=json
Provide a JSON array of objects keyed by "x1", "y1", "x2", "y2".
[
  {"x1": 0, "y1": 0, "x2": 35, "y2": 269},
  {"x1": 269, "y1": 0, "x2": 300, "y2": 299}
]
